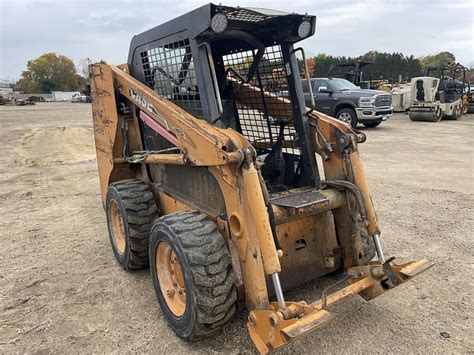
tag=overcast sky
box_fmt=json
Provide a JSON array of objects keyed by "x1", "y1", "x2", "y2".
[{"x1": 0, "y1": 0, "x2": 473, "y2": 81}]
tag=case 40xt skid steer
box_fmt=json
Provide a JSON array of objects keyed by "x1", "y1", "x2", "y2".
[{"x1": 91, "y1": 4, "x2": 433, "y2": 353}]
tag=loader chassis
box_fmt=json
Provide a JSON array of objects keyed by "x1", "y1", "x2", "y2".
[{"x1": 91, "y1": 4, "x2": 433, "y2": 353}]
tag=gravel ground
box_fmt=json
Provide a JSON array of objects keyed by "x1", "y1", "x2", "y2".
[{"x1": 0, "y1": 102, "x2": 472, "y2": 353}]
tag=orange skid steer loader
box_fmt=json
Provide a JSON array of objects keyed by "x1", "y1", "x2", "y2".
[{"x1": 90, "y1": 4, "x2": 433, "y2": 353}]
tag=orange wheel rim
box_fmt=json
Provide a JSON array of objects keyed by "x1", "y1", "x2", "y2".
[
  {"x1": 156, "y1": 241, "x2": 186, "y2": 317},
  {"x1": 110, "y1": 200, "x2": 126, "y2": 254}
]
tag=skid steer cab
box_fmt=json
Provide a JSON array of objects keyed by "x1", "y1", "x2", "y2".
[{"x1": 90, "y1": 3, "x2": 433, "y2": 353}]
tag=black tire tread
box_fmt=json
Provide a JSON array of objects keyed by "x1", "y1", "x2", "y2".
[
  {"x1": 155, "y1": 211, "x2": 236, "y2": 339},
  {"x1": 109, "y1": 179, "x2": 157, "y2": 269}
]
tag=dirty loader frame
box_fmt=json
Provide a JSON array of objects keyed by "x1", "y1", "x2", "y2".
[{"x1": 91, "y1": 4, "x2": 432, "y2": 353}]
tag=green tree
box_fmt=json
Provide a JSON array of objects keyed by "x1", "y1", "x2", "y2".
[
  {"x1": 359, "y1": 52, "x2": 422, "y2": 82},
  {"x1": 19, "y1": 53, "x2": 81, "y2": 93},
  {"x1": 312, "y1": 53, "x2": 346, "y2": 77},
  {"x1": 311, "y1": 51, "x2": 423, "y2": 83},
  {"x1": 419, "y1": 52, "x2": 456, "y2": 73}
]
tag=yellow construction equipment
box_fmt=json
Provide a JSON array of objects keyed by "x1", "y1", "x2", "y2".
[{"x1": 90, "y1": 4, "x2": 433, "y2": 353}]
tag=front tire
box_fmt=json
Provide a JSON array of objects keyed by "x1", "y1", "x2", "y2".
[
  {"x1": 337, "y1": 108, "x2": 358, "y2": 128},
  {"x1": 150, "y1": 211, "x2": 237, "y2": 341}
]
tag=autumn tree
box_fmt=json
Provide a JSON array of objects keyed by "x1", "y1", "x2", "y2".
[
  {"x1": 306, "y1": 58, "x2": 316, "y2": 76},
  {"x1": 297, "y1": 57, "x2": 316, "y2": 76},
  {"x1": 15, "y1": 77, "x2": 37, "y2": 93},
  {"x1": 17, "y1": 53, "x2": 82, "y2": 93}
]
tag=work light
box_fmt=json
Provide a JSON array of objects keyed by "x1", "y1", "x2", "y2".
[
  {"x1": 211, "y1": 13, "x2": 228, "y2": 33},
  {"x1": 297, "y1": 20, "x2": 312, "y2": 38}
]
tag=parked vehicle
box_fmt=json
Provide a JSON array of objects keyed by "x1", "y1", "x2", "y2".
[
  {"x1": 302, "y1": 78, "x2": 393, "y2": 128},
  {"x1": 71, "y1": 94, "x2": 90, "y2": 103},
  {"x1": 468, "y1": 86, "x2": 474, "y2": 113},
  {"x1": 452, "y1": 63, "x2": 471, "y2": 114},
  {"x1": 391, "y1": 84, "x2": 412, "y2": 112},
  {"x1": 409, "y1": 66, "x2": 466, "y2": 122}
]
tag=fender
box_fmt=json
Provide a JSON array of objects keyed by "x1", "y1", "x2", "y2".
[{"x1": 333, "y1": 100, "x2": 357, "y2": 116}]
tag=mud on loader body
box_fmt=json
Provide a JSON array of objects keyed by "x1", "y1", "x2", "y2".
[{"x1": 91, "y1": 4, "x2": 432, "y2": 353}]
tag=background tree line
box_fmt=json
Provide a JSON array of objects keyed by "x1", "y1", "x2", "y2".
[
  {"x1": 309, "y1": 51, "x2": 423, "y2": 82},
  {"x1": 13, "y1": 51, "x2": 471, "y2": 94},
  {"x1": 301, "y1": 51, "x2": 471, "y2": 83}
]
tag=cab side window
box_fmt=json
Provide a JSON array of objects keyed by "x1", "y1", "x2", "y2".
[
  {"x1": 313, "y1": 80, "x2": 324, "y2": 92},
  {"x1": 314, "y1": 79, "x2": 331, "y2": 92}
]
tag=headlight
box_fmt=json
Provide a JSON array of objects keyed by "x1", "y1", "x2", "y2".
[
  {"x1": 211, "y1": 13, "x2": 228, "y2": 34},
  {"x1": 297, "y1": 20, "x2": 312, "y2": 38},
  {"x1": 358, "y1": 97, "x2": 375, "y2": 108}
]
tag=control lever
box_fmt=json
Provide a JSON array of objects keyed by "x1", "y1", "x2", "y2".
[{"x1": 261, "y1": 119, "x2": 288, "y2": 192}]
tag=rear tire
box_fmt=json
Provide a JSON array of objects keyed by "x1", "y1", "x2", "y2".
[
  {"x1": 336, "y1": 108, "x2": 358, "y2": 128},
  {"x1": 150, "y1": 211, "x2": 237, "y2": 341},
  {"x1": 363, "y1": 120, "x2": 382, "y2": 128},
  {"x1": 105, "y1": 179, "x2": 157, "y2": 270}
]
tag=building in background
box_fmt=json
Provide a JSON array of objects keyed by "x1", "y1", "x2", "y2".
[
  {"x1": 51, "y1": 91, "x2": 81, "y2": 101},
  {"x1": 0, "y1": 82, "x2": 14, "y2": 94}
]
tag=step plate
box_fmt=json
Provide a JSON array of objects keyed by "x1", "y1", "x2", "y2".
[
  {"x1": 281, "y1": 309, "x2": 333, "y2": 339},
  {"x1": 269, "y1": 187, "x2": 329, "y2": 209}
]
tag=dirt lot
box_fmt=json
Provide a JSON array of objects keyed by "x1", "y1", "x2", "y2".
[{"x1": 1, "y1": 102, "x2": 472, "y2": 353}]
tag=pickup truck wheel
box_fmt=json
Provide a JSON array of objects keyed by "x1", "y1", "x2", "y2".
[
  {"x1": 363, "y1": 121, "x2": 382, "y2": 128},
  {"x1": 336, "y1": 108, "x2": 358, "y2": 128}
]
